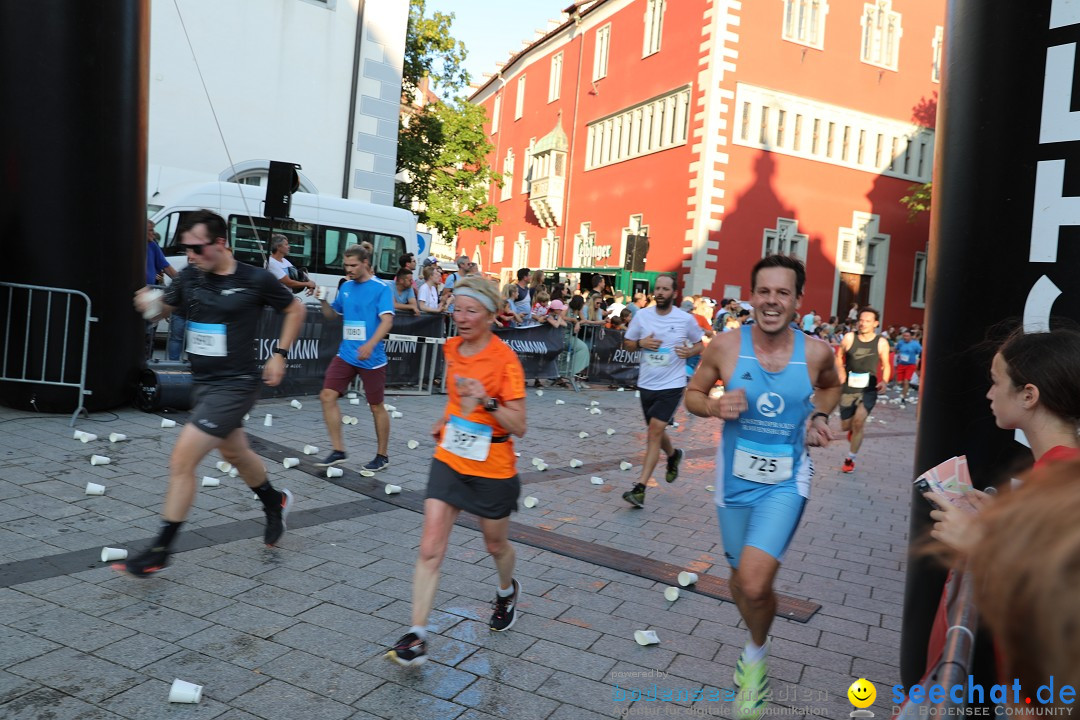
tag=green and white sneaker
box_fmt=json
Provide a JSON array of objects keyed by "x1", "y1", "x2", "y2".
[{"x1": 733, "y1": 645, "x2": 771, "y2": 720}]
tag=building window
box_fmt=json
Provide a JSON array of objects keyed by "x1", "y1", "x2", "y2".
[
  {"x1": 740, "y1": 102, "x2": 752, "y2": 141},
  {"x1": 501, "y1": 149, "x2": 514, "y2": 201},
  {"x1": 762, "y1": 218, "x2": 808, "y2": 261},
  {"x1": 782, "y1": 0, "x2": 828, "y2": 49},
  {"x1": 643, "y1": 0, "x2": 665, "y2": 57},
  {"x1": 593, "y1": 24, "x2": 611, "y2": 80},
  {"x1": 861, "y1": 1, "x2": 902, "y2": 71},
  {"x1": 492, "y1": 94, "x2": 501, "y2": 134},
  {"x1": 515, "y1": 75, "x2": 526, "y2": 120},
  {"x1": 760, "y1": 107, "x2": 771, "y2": 145},
  {"x1": 931, "y1": 25, "x2": 943, "y2": 83},
  {"x1": 584, "y1": 85, "x2": 691, "y2": 170},
  {"x1": 540, "y1": 231, "x2": 559, "y2": 268},
  {"x1": 522, "y1": 138, "x2": 535, "y2": 194},
  {"x1": 793, "y1": 114, "x2": 803, "y2": 150},
  {"x1": 513, "y1": 232, "x2": 527, "y2": 268},
  {"x1": 493, "y1": 236, "x2": 504, "y2": 263},
  {"x1": 549, "y1": 53, "x2": 563, "y2": 102},
  {"x1": 776, "y1": 110, "x2": 787, "y2": 147},
  {"x1": 912, "y1": 250, "x2": 927, "y2": 307}
]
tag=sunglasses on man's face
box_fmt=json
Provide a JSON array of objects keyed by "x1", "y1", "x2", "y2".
[{"x1": 179, "y1": 243, "x2": 210, "y2": 255}]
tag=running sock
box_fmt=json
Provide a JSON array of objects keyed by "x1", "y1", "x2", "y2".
[
  {"x1": 409, "y1": 625, "x2": 428, "y2": 640},
  {"x1": 847, "y1": 452, "x2": 857, "y2": 460},
  {"x1": 743, "y1": 639, "x2": 767, "y2": 664},
  {"x1": 497, "y1": 582, "x2": 516, "y2": 598},
  {"x1": 252, "y1": 481, "x2": 281, "y2": 509},
  {"x1": 155, "y1": 520, "x2": 183, "y2": 550}
]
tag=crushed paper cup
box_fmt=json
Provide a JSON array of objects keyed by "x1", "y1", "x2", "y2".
[
  {"x1": 590, "y1": 401, "x2": 600, "y2": 406},
  {"x1": 664, "y1": 586, "x2": 680, "y2": 602},
  {"x1": 579, "y1": 431, "x2": 589, "y2": 439},
  {"x1": 535, "y1": 389, "x2": 544, "y2": 397},
  {"x1": 282, "y1": 458, "x2": 300, "y2": 469},
  {"x1": 349, "y1": 398, "x2": 360, "y2": 405},
  {"x1": 634, "y1": 630, "x2": 661, "y2": 646},
  {"x1": 383, "y1": 403, "x2": 396, "y2": 411},
  {"x1": 303, "y1": 445, "x2": 319, "y2": 455},
  {"x1": 341, "y1": 416, "x2": 351, "y2": 425},
  {"x1": 514, "y1": 451, "x2": 521, "y2": 457},
  {"x1": 531, "y1": 457, "x2": 545, "y2": 467},
  {"x1": 619, "y1": 461, "x2": 633, "y2": 471},
  {"x1": 385, "y1": 484, "x2": 402, "y2": 494},
  {"x1": 522, "y1": 496, "x2": 539, "y2": 508},
  {"x1": 677, "y1": 571, "x2": 699, "y2": 587},
  {"x1": 201, "y1": 476, "x2": 220, "y2": 488},
  {"x1": 101, "y1": 547, "x2": 127, "y2": 562},
  {"x1": 85, "y1": 482, "x2": 106, "y2": 496},
  {"x1": 536, "y1": 463, "x2": 548, "y2": 471},
  {"x1": 161, "y1": 419, "x2": 177, "y2": 428},
  {"x1": 73, "y1": 430, "x2": 86, "y2": 440},
  {"x1": 407, "y1": 440, "x2": 419, "y2": 449},
  {"x1": 90, "y1": 455, "x2": 111, "y2": 466},
  {"x1": 263, "y1": 414, "x2": 273, "y2": 427},
  {"x1": 326, "y1": 467, "x2": 344, "y2": 478},
  {"x1": 216, "y1": 461, "x2": 232, "y2": 473},
  {"x1": 390, "y1": 411, "x2": 404, "y2": 419},
  {"x1": 590, "y1": 476, "x2": 604, "y2": 485},
  {"x1": 350, "y1": 416, "x2": 360, "y2": 425},
  {"x1": 359, "y1": 470, "x2": 375, "y2": 477},
  {"x1": 228, "y1": 468, "x2": 239, "y2": 478},
  {"x1": 555, "y1": 399, "x2": 565, "y2": 405},
  {"x1": 705, "y1": 485, "x2": 715, "y2": 492},
  {"x1": 108, "y1": 433, "x2": 127, "y2": 443},
  {"x1": 589, "y1": 408, "x2": 602, "y2": 415},
  {"x1": 606, "y1": 428, "x2": 615, "y2": 436},
  {"x1": 290, "y1": 399, "x2": 303, "y2": 410},
  {"x1": 168, "y1": 678, "x2": 203, "y2": 704},
  {"x1": 569, "y1": 459, "x2": 583, "y2": 468}
]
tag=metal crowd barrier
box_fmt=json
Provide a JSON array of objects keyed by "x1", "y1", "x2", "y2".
[
  {"x1": 382, "y1": 332, "x2": 444, "y2": 396},
  {"x1": 895, "y1": 570, "x2": 978, "y2": 718},
  {"x1": 0, "y1": 282, "x2": 97, "y2": 425}
]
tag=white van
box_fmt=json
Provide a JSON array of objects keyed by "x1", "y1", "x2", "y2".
[{"x1": 149, "y1": 181, "x2": 421, "y2": 303}]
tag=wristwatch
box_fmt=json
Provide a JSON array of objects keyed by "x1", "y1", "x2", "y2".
[
  {"x1": 273, "y1": 347, "x2": 290, "y2": 359},
  {"x1": 483, "y1": 397, "x2": 499, "y2": 412},
  {"x1": 811, "y1": 412, "x2": 829, "y2": 423}
]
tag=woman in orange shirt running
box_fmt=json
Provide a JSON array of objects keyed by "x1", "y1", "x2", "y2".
[{"x1": 387, "y1": 277, "x2": 528, "y2": 666}]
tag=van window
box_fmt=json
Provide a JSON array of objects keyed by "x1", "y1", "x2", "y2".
[
  {"x1": 371, "y1": 233, "x2": 405, "y2": 277},
  {"x1": 229, "y1": 216, "x2": 314, "y2": 269},
  {"x1": 319, "y1": 227, "x2": 362, "y2": 273},
  {"x1": 155, "y1": 211, "x2": 201, "y2": 250},
  {"x1": 317, "y1": 226, "x2": 405, "y2": 279}
]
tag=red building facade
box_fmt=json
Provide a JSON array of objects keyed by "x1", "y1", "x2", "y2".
[{"x1": 459, "y1": 0, "x2": 943, "y2": 326}]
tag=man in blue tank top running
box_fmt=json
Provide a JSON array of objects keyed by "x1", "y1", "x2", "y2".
[{"x1": 685, "y1": 255, "x2": 842, "y2": 720}]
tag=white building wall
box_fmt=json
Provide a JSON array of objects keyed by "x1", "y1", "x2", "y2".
[{"x1": 147, "y1": 0, "x2": 407, "y2": 205}]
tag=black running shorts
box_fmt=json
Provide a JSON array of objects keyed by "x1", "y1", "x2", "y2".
[
  {"x1": 639, "y1": 387, "x2": 683, "y2": 424},
  {"x1": 189, "y1": 379, "x2": 261, "y2": 439},
  {"x1": 839, "y1": 389, "x2": 877, "y2": 420},
  {"x1": 425, "y1": 457, "x2": 521, "y2": 519}
]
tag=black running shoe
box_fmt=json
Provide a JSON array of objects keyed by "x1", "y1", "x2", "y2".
[
  {"x1": 315, "y1": 450, "x2": 347, "y2": 468},
  {"x1": 489, "y1": 578, "x2": 521, "y2": 632},
  {"x1": 264, "y1": 488, "x2": 294, "y2": 546},
  {"x1": 121, "y1": 546, "x2": 170, "y2": 577},
  {"x1": 363, "y1": 455, "x2": 390, "y2": 472},
  {"x1": 665, "y1": 448, "x2": 684, "y2": 483},
  {"x1": 622, "y1": 483, "x2": 646, "y2": 508},
  {"x1": 386, "y1": 632, "x2": 428, "y2": 666}
]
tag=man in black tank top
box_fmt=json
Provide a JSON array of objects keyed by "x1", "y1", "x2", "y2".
[{"x1": 836, "y1": 307, "x2": 892, "y2": 473}]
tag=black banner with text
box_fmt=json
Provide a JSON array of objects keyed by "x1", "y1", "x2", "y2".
[
  {"x1": 493, "y1": 324, "x2": 565, "y2": 379},
  {"x1": 584, "y1": 327, "x2": 640, "y2": 386}
]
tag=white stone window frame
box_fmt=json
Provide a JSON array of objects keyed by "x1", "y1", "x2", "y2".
[
  {"x1": 834, "y1": 211, "x2": 891, "y2": 314},
  {"x1": 493, "y1": 236, "x2": 505, "y2": 264},
  {"x1": 515, "y1": 75, "x2": 526, "y2": 120},
  {"x1": 643, "y1": 0, "x2": 665, "y2": 58},
  {"x1": 911, "y1": 250, "x2": 927, "y2": 308},
  {"x1": 540, "y1": 230, "x2": 560, "y2": 269},
  {"x1": 513, "y1": 232, "x2": 528, "y2": 269},
  {"x1": 860, "y1": 0, "x2": 902, "y2": 72},
  {"x1": 492, "y1": 94, "x2": 502, "y2": 134},
  {"x1": 584, "y1": 85, "x2": 691, "y2": 171},
  {"x1": 549, "y1": 52, "x2": 563, "y2": 103},
  {"x1": 522, "y1": 138, "x2": 536, "y2": 194},
  {"x1": 931, "y1": 25, "x2": 943, "y2": 83},
  {"x1": 781, "y1": 0, "x2": 829, "y2": 51},
  {"x1": 762, "y1": 218, "x2": 809, "y2": 261},
  {"x1": 501, "y1": 149, "x2": 514, "y2": 202},
  {"x1": 593, "y1": 24, "x2": 611, "y2": 81}
]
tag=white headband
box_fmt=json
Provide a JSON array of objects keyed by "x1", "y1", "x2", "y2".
[{"x1": 452, "y1": 288, "x2": 496, "y2": 313}]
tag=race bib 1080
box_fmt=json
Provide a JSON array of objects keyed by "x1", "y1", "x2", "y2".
[{"x1": 343, "y1": 321, "x2": 367, "y2": 342}]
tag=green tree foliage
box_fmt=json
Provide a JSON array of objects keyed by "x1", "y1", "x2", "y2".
[
  {"x1": 396, "y1": 0, "x2": 500, "y2": 236},
  {"x1": 901, "y1": 182, "x2": 932, "y2": 221}
]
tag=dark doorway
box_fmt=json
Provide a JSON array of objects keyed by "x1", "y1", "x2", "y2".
[{"x1": 837, "y1": 272, "x2": 872, "y2": 319}]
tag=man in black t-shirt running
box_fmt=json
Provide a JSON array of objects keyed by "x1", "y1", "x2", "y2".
[
  {"x1": 126, "y1": 210, "x2": 305, "y2": 576},
  {"x1": 836, "y1": 307, "x2": 891, "y2": 473}
]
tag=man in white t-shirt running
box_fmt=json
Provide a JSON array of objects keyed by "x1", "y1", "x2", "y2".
[
  {"x1": 266, "y1": 234, "x2": 315, "y2": 295},
  {"x1": 621, "y1": 274, "x2": 704, "y2": 508}
]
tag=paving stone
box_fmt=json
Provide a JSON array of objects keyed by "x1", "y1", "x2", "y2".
[
  {"x1": 534, "y1": 669, "x2": 629, "y2": 717},
  {"x1": 357, "y1": 652, "x2": 478, "y2": 700},
  {"x1": 167, "y1": 566, "x2": 261, "y2": 598},
  {"x1": 293, "y1": 603, "x2": 399, "y2": 642},
  {"x1": 203, "y1": 601, "x2": 299, "y2": 639},
  {"x1": 231, "y1": 584, "x2": 323, "y2": 617},
  {"x1": 456, "y1": 649, "x2": 555, "y2": 692},
  {"x1": 94, "y1": 597, "x2": 214, "y2": 643},
  {"x1": 0, "y1": 668, "x2": 39, "y2": 704},
  {"x1": 260, "y1": 649, "x2": 383, "y2": 705},
  {"x1": 6, "y1": 647, "x2": 143, "y2": 704},
  {"x1": 177, "y1": 627, "x2": 291, "y2": 670},
  {"x1": 0, "y1": 685, "x2": 120, "y2": 719},
  {"x1": 93, "y1": 634, "x2": 182, "y2": 670},
  {"x1": 270, "y1": 622, "x2": 384, "y2": 667},
  {"x1": 0, "y1": 588, "x2": 61, "y2": 624},
  {"x1": 98, "y1": 678, "x2": 230, "y2": 720},
  {"x1": 352, "y1": 682, "x2": 465, "y2": 720},
  {"x1": 16, "y1": 607, "x2": 136, "y2": 653},
  {"x1": 232, "y1": 678, "x2": 355, "y2": 720},
  {"x1": 442, "y1": 620, "x2": 538, "y2": 658},
  {"x1": 453, "y1": 677, "x2": 559, "y2": 720},
  {"x1": 521, "y1": 638, "x2": 619, "y2": 681},
  {"x1": 141, "y1": 650, "x2": 270, "y2": 702}
]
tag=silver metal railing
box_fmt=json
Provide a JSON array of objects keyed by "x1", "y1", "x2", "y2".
[{"x1": 0, "y1": 282, "x2": 98, "y2": 425}]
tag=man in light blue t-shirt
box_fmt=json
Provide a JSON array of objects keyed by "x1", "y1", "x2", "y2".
[
  {"x1": 317, "y1": 244, "x2": 395, "y2": 472},
  {"x1": 893, "y1": 329, "x2": 923, "y2": 404}
]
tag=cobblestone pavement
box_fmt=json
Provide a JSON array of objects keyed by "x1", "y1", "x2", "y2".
[{"x1": 0, "y1": 381, "x2": 921, "y2": 719}]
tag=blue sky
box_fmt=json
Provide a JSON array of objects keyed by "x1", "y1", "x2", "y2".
[{"x1": 424, "y1": 1, "x2": 566, "y2": 92}]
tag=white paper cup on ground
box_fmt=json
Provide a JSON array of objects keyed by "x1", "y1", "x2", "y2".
[
  {"x1": 216, "y1": 461, "x2": 232, "y2": 473},
  {"x1": 619, "y1": 461, "x2": 633, "y2": 471},
  {"x1": 664, "y1": 586, "x2": 680, "y2": 602},
  {"x1": 635, "y1": 390, "x2": 641, "y2": 398},
  {"x1": 228, "y1": 468, "x2": 239, "y2": 478},
  {"x1": 677, "y1": 571, "x2": 699, "y2": 587},
  {"x1": 569, "y1": 459, "x2": 583, "y2": 468},
  {"x1": 590, "y1": 476, "x2": 604, "y2": 485},
  {"x1": 303, "y1": 445, "x2": 319, "y2": 455},
  {"x1": 536, "y1": 463, "x2": 548, "y2": 471},
  {"x1": 590, "y1": 401, "x2": 600, "y2": 406},
  {"x1": 589, "y1": 408, "x2": 602, "y2": 415},
  {"x1": 263, "y1": 414, "x2": 273, "y2": 427},
  {"x1": 168, "y1": 679, "x2": 203, "y2": 704},
  {"x1": 617, "y1": 387, "x2": 625, "y2": 392},
  {"x1": 80, "y1": 433, "x2": 98, "y2": 443},
  {"x1": 522, "y1": 496, "x2": 538, "y2": 508},
  {"x1": 385, "y1": 484, "x2": 402, "y2": 495},
  {"x1": 161, "y1": 418, "x2": 177, "y2": 428},
  {"x1": 108, "y1": 433, "x2": 127, "y2": 443},
  {"x1": 349, "y1": 398, "x2": 360, "y2": 405},
  {"x1": 407, "y1": 440, "x2": 419, "y2": 449},
  {"x1": 201, "y1": 476, "x2": 220, "y2": 488},
  {"x1": 290, "y1": 399, "x2": 303, "y2": 410},
  {"x1": 531, "y1": 457, "x2": 545, "y2": 467},
  {"x1": 326, "y1": 467, "x2": 343, "y2": 478},
  {"x1": 606, "y1": 428, "x2": 615, "y2": 436},
  {"x1": 282, "y1": 458, "x2": 299, "y2": 469},
  {"x1": 383, "y1": 403, "x2": 396, "y2": 411},
  {"x1": 73, "y1": 430, "x2": 85, "y2": 440},
  {"x1": 85, "y1": 482, "x2": 106, "y2": 496},
  {"x1": 535, "y1": 389, "x2": 543, "y2": 396},
  {"x1": 391, "y1": 411, "x2": 404, "y2": 419},
  {"x1": 634, "y1": 630, "x2": 661, "y2": 646},
  {"x1": 359, "y1": 470, "x2": 375, "y2": 477},
  {"x1": 90, "y1": 455, "x2": 111, "y2": 466},
  {"x1": 555, "y1": 399, "x2": 565, "y2": 405},
  {"x1": 101, "y1": 547, "x2": 127, "y2": 562},
  {"x1": 578, "y1": 431, "x2": 589, "y2": 439},
  {"x1": 705, "y1": 485, "x2": 715, "y2": 492},
  {"x1": 243, "y1": 413, "x2": 250, "y2": 421},
  {"x1": 341, "y1": 416, "x2": 351, "y2": 425}
]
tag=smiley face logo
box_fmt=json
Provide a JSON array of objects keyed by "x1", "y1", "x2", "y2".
[{"x1": 848, "y1": 678, "x2": 876, "y2": 708}]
